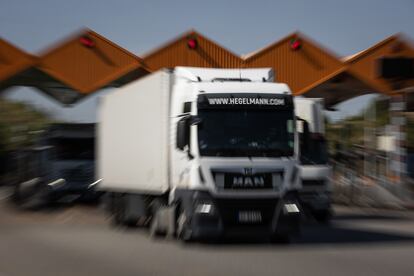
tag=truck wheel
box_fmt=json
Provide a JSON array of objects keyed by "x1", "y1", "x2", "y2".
[
  {"x1": 110, "y1": 196, "x2": 124, "y2": 226},
  {"x1": 110, "y1": 194, "x2": 137, "y2": 227},
  {"x1": 149, "y1": 199, "x2": 167, "y2": 238},
  {"x1": 14, "y1": 181, "x2": 50, "y2": 210},
  {"x1": 176, "y1": 209, "x2": 192, "y2": 242},
  {"x1": 149, "y1": 215, "x2": 160, "y2": 237}
]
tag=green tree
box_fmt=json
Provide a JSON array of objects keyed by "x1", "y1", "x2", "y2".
[{"x1": 0, "y1": 99, "x2": 52, "y2": 152}]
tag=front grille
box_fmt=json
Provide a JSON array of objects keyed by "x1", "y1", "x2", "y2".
[
  {"x1": 213, "y1": 171, "x2": 283, "y2": 191},
  {"x1": 224, "y1": 173, "x2": 272, "y2": 190},
  {"x1": 215, "y1": 198, "x2": 278, "y2": 226},
  {"x1": 62, "y1": 168, "x2": 93, "y2": 182}
]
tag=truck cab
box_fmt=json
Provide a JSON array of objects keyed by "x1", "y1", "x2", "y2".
[
  {"x1": 294, "y1": 98, "x2": 332, "y2": 222},
  {"x1": 99, "y1": 67, "x2": 302, "y2": 241},
  {"x1": 13, "y1": 123, "x2": 99, "y2": 208},
  {"x1": 169, "y1": 68, "x2": 302, "y2": 239}
]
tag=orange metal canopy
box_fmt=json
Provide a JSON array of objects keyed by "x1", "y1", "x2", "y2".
[
  {"x1": 141, "y1": 31, "x2": 414, "y2": 106},
  {"x1": 0, "y1": 29, "x2": 150, "y2": 104},
  {"x1": 345, "y1": 34, "x2": 414, "y2": 94},
  {"x1": 0, "y1": 28, "x2": 413, "y2": 106},
  {"x1": 142, "y1": 30, "x2": 243, "y2": 70},
  {"x1": 38, "y1": 29, "x2": 149, "y2": 94},
  {"x1": 0, "y1": 37, "x2": 36, "y2": 88}
]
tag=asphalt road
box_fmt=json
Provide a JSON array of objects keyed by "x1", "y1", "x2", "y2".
[{"x1": 1, "y1": 191, "x2": 414, "y2": 276}]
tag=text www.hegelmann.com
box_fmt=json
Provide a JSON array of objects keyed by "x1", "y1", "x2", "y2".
[{"x1": 207, "y1": 97, "x2": 285, "y2": 105}]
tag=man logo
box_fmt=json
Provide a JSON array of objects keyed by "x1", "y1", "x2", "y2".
[
  {"x1": 244, "y1": 168, "x2": 253, "y2": 175},
  {"x1": 233, "y1": 176, "x2": 265, "y2": 187}
]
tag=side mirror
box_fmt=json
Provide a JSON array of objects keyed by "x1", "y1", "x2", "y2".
[
  {"x1": 176, "y1": 117, "x2": 189, "y2": 150},
  {"x1": 190, "y1": 116, "x2": 202, "y2": 126}
]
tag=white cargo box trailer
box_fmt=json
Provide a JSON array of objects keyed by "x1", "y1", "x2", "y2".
[{"x1": 98, "y1": 71, "x2": 171, "y2": 194}]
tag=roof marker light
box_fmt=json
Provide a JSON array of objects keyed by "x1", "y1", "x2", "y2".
[
  {"x1": 290, "y1": 38, "x2": 302, "y2": 51},
  {"x1": 80, "y1": 35, "x2": 95, "y2": 48},
  {"x1": 187, "y1": 38, "x2": 198, "y2": 50}
]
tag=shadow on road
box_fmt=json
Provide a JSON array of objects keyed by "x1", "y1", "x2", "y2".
[
  {"x1": 3, "y1": 191, "x2": 414, "y2": 248},
  {"x1": 195, "y1": 220, "x2": 414, "y2": 247},
  {"x1": 334, "y1": 214, "x2": 410, "y2": 222},
  {"x1": 296, "y1": 223, "x2": 414, "y2": 245}
]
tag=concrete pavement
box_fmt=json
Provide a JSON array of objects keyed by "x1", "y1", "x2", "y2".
[{"x1": 1, "y1": 195, "x2": 414, "y2": 276}]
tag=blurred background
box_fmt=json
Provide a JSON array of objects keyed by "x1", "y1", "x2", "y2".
[{"x1": 1, "y1": 1, "x2": 414, "y2": 276}]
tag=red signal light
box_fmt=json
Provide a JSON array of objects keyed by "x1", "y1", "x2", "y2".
[
  {"x1": 80, "y1": 36, "x2": 95, "y2": 48},
  {"x1": 290, "y1": 38, "x2": 302, "y2": 51},
  {"x1": 187, "y1": 38, "x2": 198, "y2": 50}
]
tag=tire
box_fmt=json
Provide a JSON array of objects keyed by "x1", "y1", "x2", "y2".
[
  {"x1": 149, "y1": 199, "x2": 167, "y2": 238},
  {"x1": 14, "y1": 181, "x2": 50, "y2": 210},
  {"x1": 110, "y1": 195, "x2": 124, "y2": 227},
  {"x1": 176, "y1": 207, "x2": 193, "y2": 242},
  {"x1": 149, "y1": 214, "x2": 162, "y2": 238},
  {"x1": 110, "y1": 194, "x2": 137, "y2": 227}
]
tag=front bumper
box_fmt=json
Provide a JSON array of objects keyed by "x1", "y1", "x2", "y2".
[
  {"x1": 175, "y1": 190, "x2": 301, "y2": 239},
  {"x1": 46, "y1": 179, "x2": 101, "y2": 201}
]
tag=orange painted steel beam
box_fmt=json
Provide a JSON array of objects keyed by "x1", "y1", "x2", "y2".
[{"x1": 1, "y1": 28, "x2": 414, "y2": 105}]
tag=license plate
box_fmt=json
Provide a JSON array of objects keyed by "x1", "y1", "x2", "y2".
[{"x1": 238, "y1": 211, "x2": 262, "y2": 223}]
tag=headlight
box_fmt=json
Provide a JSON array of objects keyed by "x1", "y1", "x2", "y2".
[
  {"x1": 88, "y1": 178, "x2": 102, "y2": 189},
  {"x1": 195, "y1": 203, "x2": 213, "y2": 214},
  {"x1": 194, "y1": 201, "x2": 216, "y2": 215},
  {"x1": 284, "y1": 203, "x2": 300, "y2": 213},
  {"x1": 47, "y1": 178, "x2": 66, "y2": 189}
]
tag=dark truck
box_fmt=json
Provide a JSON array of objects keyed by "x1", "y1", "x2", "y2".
[{"x1": 13, "y1": 123, "x2": 99, "y2": 208}]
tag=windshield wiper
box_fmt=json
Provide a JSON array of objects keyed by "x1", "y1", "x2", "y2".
[{"x1": 264, "y1": 148, "x2": 292, "y2": 157}]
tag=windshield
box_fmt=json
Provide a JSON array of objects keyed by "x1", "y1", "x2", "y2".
[
  {"x1": 198, "y1": 109, "x2": 295, "y2": 157},
  {"x1": 52, "y1": 138, "x2": 95, "y2": 160}
]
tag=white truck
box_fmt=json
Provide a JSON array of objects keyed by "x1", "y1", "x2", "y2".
[
  {"x1": 98, "y1": 67, "x2": 302, "y2": 241},
  {"x1": 294, "y1": 98, "x2": 332, "y2": 222}
]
